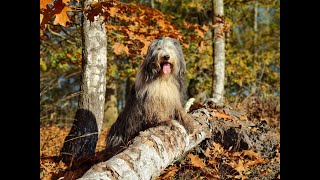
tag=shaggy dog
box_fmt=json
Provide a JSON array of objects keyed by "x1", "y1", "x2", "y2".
[{"x1": 106, "y1": 37, "x2": 194, "y2": 150}]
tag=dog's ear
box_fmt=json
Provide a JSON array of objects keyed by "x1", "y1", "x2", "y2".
[
  {"x1": 141, "y1": 40, "x2": 159, "y2": 81},
  {"x1": 172, "y1": 39, "x2": 186, "y2": 78},
  {"x1": 178, "y1": 58, "x2": 186, "y2": 80}
]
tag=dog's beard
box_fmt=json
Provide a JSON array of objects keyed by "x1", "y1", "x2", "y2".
[{"x1": 138, "y1": 77, "x2": 182, "y2": 123}]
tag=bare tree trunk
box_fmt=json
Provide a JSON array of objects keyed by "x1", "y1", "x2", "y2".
[
  {"x1": 60, "y1": 0, "x2": 107, "y2": 163},
  {"x1": 212, "y1": 0, "x2": 225, "y2": 104}
]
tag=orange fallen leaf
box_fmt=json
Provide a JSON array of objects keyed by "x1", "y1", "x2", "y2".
[
  {"x1": 243, "y1": 150, "x2": 260, "y2": 159},
  {"x1": 161, "y1": 165, "x2": 179, "y2": 179},
  {"x1": 234, "y1": 159, "x2": 246, "y2": 175},
  {"x1": 204, "y1": 147, "x2": 211, "y2": 158},
  {"x1": 187, "y1": 153, "x2": 206, "y2": 168}
]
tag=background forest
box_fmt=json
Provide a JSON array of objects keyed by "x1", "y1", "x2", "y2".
[
  {"x1": 40, "y1": 0, "x2": 279, "y2": 179},
  {"x1": 40, "y1": 0, "x2": 279, "y2": 128}
]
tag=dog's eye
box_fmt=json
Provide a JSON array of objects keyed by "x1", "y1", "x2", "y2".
[{"x1": 158, "y1": 47, "x2": 161, "y2": 50}]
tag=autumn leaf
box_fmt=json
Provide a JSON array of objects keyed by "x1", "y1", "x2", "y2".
[
  {"x1": 62, "y1": 0, "x2": 70, "y2": 4},
  {"x1": 195, "y1": 29, "x2": 205, "y2": 38},
  {"x1": 210, "y1": 111, "x2": 234, "y2": 121},
  {"x1": 40, "y1": 0, "x2": 53, "y2": 9},
  {"x1": 157, "y1": 19, "x2": 166, "y2": 28},
  {"x1": 53, "y1": 6, "x2": 72, "y2": 27},
  {"x1": 112, "y1": 42, "x2": 129, "y2": 55},
  {"x1": 161, "y1": 165, "x2": 179, "y2": 179},
  {"x1": 202, "y1": 25, "x2": 209, "y2": 32},
  {"x1": 187, "y1": 153, "x2": 206, "y2": 168},
  {"x1": 243, "y1": 150, "x2": 260, "y2": 159},
  {"x1": 234, "y1": 160, "x2": 246, "y2": 174},
  {"x1": 40, "y1": 59, "x2": 47, "y2": 71},
  {"x1": 182, "y1": 42, "x2": 189, "y2": 48},
  {"x1": 204, "y1": 147, "x2": 211, "y2": 158},
  {"x1": 208, "y1": 159, "x2": 217, "y2": 165},
  {"x1": 109, "y1": 7, "x2": 118, "y2": 17},
  {"x1": 140, "y1": 40, "x2": 151, "y2": 55},
  {"x1": 117, "y1": 13, "x2": 131, "y2": 21},
  {"x1": 212, "y1": 142, "x2": 224, "y2": 154}
]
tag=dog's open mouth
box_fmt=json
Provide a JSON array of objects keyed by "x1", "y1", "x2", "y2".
[{"x1": 161, "y1": 62, "x2": 172, "y2": 75}]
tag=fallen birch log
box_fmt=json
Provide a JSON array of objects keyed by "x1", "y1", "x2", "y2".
[
  {"x1": 79, "y1": 108, "x2": 212, "y2": 179},
  {"x1": 79, "y1": 101, "x2": 279, "y2": 180}
]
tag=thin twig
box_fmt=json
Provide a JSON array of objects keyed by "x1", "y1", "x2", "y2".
[{"x1": 47, "y1": 24, "x2": 77, "y2": 45}]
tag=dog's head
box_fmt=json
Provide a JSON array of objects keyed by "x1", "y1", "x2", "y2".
[{"x1": 139, "y1": 37, "x2": 186, "y2": 81}]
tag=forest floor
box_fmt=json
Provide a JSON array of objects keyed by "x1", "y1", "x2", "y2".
[{"x1": 40, "y1": 96, "x2": 280, "y2": 180}]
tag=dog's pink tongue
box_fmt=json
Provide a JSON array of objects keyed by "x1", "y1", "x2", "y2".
[{"x1": 162, "y1": 63, "x2": 171, "y2": 74}]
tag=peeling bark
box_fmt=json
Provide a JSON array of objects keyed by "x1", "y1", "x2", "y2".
[{"x1": 78, "y1": 101, "x2": 279, "y2": 180}]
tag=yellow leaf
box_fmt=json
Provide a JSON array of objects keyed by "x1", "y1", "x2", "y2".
[
  {"x1": 40, "y1": 0, "x2": 53, "y2": 9},
  {"x1": 53, "y1": 6, "x2": 72, "y2": 27},
  {"x1": 40, "y1": 59, "x2": 47, "y2": 71}
]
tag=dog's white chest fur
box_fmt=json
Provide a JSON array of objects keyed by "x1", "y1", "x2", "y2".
[{"x1": 137, "y1": 77, "x2": 181, "y2": 121}]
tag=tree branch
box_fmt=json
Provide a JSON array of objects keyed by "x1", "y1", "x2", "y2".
[{"x1": 47, "y1": 24, "x2": 77, "y2": 45}]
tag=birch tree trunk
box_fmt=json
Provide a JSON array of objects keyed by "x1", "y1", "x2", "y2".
[
  {"x1": 60, "y1": 0, "x2": 107, "y2": 163},
  {"x1": 212, "y1": 0, "x2": 225, "y2": 104}
]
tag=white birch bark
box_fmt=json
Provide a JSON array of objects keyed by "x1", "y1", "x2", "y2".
[{"x1": 212, "y1": 0, "x2": 225, "y2": 104}]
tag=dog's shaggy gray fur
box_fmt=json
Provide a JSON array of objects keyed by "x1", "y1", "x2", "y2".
[{"x1": 106, "y1": 37, "x2": 194, "y2": 150}]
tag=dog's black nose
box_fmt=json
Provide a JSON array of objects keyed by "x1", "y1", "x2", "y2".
[{"x1": 164, "y1": 55, "x2": 170, "y2": 60}]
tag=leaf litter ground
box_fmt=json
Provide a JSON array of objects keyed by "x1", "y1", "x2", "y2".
[{"x1": 40, "y1": 96, "x2": 280, "y2": 180}]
